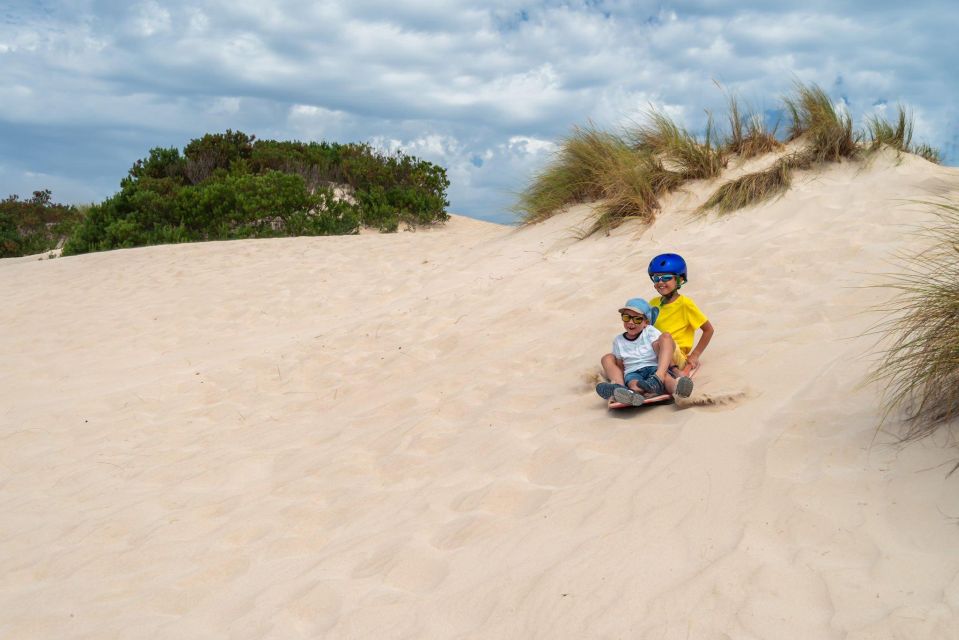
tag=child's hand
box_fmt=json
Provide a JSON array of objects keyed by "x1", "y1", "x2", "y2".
[{"x1": 687, "y1": 353, "x2": 701, "y2": 370}]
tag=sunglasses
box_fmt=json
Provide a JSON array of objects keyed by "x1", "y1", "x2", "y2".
[
  {"x1": 650, "y1": 274, "x2": 676, "y2": 283},
  {"x1": 621, "y1": 313, "x2": 647, "y2": 324}
]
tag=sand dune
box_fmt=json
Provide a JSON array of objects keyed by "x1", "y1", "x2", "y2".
[{"x1": 2, "y1": 151, "x2": 958, "y2": 639}]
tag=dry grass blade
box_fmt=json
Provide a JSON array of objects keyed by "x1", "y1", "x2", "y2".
[
  {"x1": 783, "y1": 95, "x2": 804, "y2": 141},
  {"x1": 869, "y1": 200, "x2": 959, "y2": 443}
]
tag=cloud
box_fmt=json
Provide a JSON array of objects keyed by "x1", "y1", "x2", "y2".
[{"x1": 0, "y1": 1, "x2": 956, "y2": 223}]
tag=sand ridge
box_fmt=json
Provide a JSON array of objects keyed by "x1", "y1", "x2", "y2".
[{"x1": 1, "y1": 152, "x2": 958, "y2": 639}]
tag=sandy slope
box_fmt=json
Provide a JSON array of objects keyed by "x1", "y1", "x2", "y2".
[{"x1": 1, "y1": 152, "x2": 958, "y2": 639}]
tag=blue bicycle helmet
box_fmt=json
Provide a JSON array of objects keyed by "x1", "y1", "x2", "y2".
[{"x1": 647, "y1": 253, "x2": 688, "y2": 283}]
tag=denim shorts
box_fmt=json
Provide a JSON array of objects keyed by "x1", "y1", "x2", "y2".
[{"x1": 624, "y1": 366, "x2": 665, "y2": 394}]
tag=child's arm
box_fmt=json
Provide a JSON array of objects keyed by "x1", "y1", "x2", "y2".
[{"x1": 687, "y1": 320, "x2": 714, "y2": 370}]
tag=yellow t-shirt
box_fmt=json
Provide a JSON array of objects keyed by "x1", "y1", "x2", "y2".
[{"x1": 649, "y1": 294, "x2": 708, "y2": 353}]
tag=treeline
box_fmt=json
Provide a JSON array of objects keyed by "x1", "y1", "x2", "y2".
[
  {"x1": 0, "y1": 190, "x2": 82, "y2": 258},
  {"x1": 30, "y1": 130, "x2": 448, "y2": 257}
]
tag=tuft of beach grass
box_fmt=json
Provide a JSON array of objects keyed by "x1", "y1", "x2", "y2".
[
  {"x1": 869, "y1": 200, "x2": 959, "y2": 443},
  {"x1": 724, "y1": 93, "x2": 781, "y2": 160},
  {"x1": 514, "y1": 124, "x2": 662, "y2": 232},
  {"x1": 784, "y1": 82, "x2": 860, "y2": 162},
  {"x1": 514, "y1": 125, "x2": 622, "y2": 225},
  {"x1": 698, "y1": 157, "x2": 792, "y2": 215},
  {"x1": 865, "y1": 105, "x2": 914, "y2": 154},
  {"x1": 627, "y1": 110, "x2": 726, "y2": 180}
]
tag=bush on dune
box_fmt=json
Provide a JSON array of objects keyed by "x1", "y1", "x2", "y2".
[
  {"x1": 62, "y1": 131, "x2": 450, "y2": 255},
  {"x1": 0, "y1": 190, "x2": 82, "y2": 258},
  {"x1": 63, "y1": 171, "x2": 359, "y2": 255},
  {"x1": 870, "y1": 200, "x2": 959, "y2": 443}
]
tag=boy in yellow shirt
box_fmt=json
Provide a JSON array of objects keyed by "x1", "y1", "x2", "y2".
[{"x1": 647, "y1": 253, "x2": 714, "y2": 371}]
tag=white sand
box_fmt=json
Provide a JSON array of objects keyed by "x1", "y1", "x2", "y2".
[{"x1": 2, "y1": 151, "x2": 958, "y2": 639}]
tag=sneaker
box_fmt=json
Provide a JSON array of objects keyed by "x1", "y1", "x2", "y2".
[
  {"x1": 613, "y1": 387, "x2": 645, "y2": 406},
  {"x1": 674, "y1": 376, "x2": 694, "y2": 398},
  {"x1": 636, "y1": 373, "x2": 666, "y2": 396},
  {"x1": 595, "y1": 382, "x2": 626, "y2": 400}
]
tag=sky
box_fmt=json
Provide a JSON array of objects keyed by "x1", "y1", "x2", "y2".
[{"x1": 2, "y1": 1, "x2": 957, "y2": 224}]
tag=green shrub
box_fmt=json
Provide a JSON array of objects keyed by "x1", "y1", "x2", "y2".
[
  {"x1": 0, "y1": 190, "x2": 81, "y2": 258},
  {"x1": 62, "y1": 131, "x2": 449, "y2": 255},
  {"x1": 183, "y1": 130, "x2": 255, "y2": 184}
]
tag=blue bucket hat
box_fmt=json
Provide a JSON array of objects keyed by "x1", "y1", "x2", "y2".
[{"x1": 619, "y1": 298, "x2": 659, "y2": 324}]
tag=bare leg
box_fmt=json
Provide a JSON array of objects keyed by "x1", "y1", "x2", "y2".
[
  {"x1": 653, "y1": 334, "x2": 676, "y2": 394},
  {"x1": 654, "y1": 334, "x2": 694, "y2": 397},
  {"x1": 601, "y1": 353, "x2": 625, "y2": 386}
]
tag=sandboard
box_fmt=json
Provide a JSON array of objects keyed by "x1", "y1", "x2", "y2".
[{"x1": 607, "y1": 365, "x2": 697, "y2": 410}]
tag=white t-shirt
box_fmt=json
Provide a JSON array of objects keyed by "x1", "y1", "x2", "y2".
[{"x1": 612, "y1": 325, "x2": 662, "y2": 373}]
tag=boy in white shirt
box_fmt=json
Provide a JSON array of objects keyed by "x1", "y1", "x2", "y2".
[{"x1": 595, "y1": 298, "x2": 693, "y2": 407}]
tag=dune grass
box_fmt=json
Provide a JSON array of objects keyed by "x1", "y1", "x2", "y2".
[
  {"x1": 700, "y1": 83, "x2": 864, "y2": 215},
  {"x1": 581, "y1": 149, "x2": 662, "y2": 235},
  {"x1": 698, "y1": 157, "x2": 793, "y2": 214},
  {"x1": 514, "y1": 125, "x2": 614, "y2": 225},
  {"x1": 783, "y1": 82, "x2": 860, "y2": 162},
  {"x1": 865, "y1": 105, "x2": 942, "y2": 165},
  {"x1": 870, "y1": 201, "x2": 959, "y2": 443},
  {"x1": 515, "y1": 125, "x2": 662, "y2": 232},
  {"x1": 865, "y1": 105, "x2": 914, "y2": 153},
  {"x1": 627, "y1": 110, "x2": 726, "y2": 180},
  {"x1": 518, "y1": 80, "x2": 943, "y2": 229},
  {"x1": 912, "y1": 143, "x2": 942, "y2": 164},
  {"x1": 724, "y1": 94, "x2": 781, "y2": 160},
  {"x1": 516, "y1": 109, "x2": 728, "y2": 232}
]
